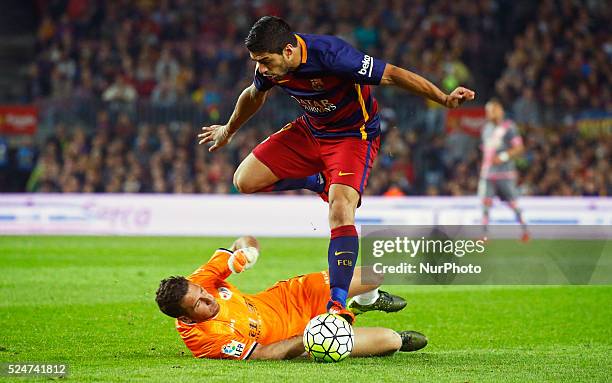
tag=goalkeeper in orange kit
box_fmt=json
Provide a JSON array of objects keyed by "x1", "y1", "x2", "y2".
[{"x1": 155, "y1": 236, "x2": 427, "y2": 360}]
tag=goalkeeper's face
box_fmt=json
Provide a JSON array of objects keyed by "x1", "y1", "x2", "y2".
[{"x1": 179, "y1": 282, "x2": 220, "y2": 323}]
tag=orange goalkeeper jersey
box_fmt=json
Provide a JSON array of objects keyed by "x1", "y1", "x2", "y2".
[{"x1": 175, "y1": 249, "x2": 329, "y2": 359}]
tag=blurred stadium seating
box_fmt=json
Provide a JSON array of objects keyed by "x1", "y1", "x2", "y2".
[{"x1": 0, "y1": 0, "x2": 610, "y2": 196}]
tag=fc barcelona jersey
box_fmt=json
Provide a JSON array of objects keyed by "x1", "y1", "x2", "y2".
[{"x1": 253, "y1": 33, "x2": 387, "y2": 140}]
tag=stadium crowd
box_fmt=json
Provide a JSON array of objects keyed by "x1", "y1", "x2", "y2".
[
  {"x1": 28, "y1": 0, "x2": 521, "y2": 119},
  {"x1": 9, "y1": 117, "x2": 607, "y2": 197},
  {"x1": 3, "y1": 0, "x2": 609, "y2": 196},
  {"x1": 495, "y1": 0, "x2": 611, "y2": 126}
]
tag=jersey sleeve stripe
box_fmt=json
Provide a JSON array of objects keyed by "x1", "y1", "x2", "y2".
[{"x1": 243, "y1": 342, "x2": 258, "y2": 360}]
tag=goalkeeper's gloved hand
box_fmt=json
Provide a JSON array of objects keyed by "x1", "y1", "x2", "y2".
[{"x1": 228, "y1": 247, "x2": 259, "y2": 274}]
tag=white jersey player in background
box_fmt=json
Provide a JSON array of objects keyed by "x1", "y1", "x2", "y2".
[{"x1": 479, "y1": 99, "x2": 529, "y2": 242}]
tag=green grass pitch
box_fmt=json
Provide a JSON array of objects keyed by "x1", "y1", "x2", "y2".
[{"x1": 1, "y1": 236, "x2": 610, "y2": 382}]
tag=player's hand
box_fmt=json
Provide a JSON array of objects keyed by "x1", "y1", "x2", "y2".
[
  {"x1": 444, "y1": 87, "x2": 476, "y2": 108},
  {"x1": 493, "y1": 151, "x2": 510, "y2": 165},
  {"x1": 227, "y1": 247, "x2": 259, "y2": 274},
  {"x1": 197, "y1": 124, "x2": 233, "y2": 152}
]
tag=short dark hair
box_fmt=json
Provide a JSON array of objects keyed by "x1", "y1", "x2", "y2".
[
  {"x1": 245, "y1": 16, "x2": 297, "y2": 54},
  {"x1": 156, "y1": 276, "x2": 189, "y2": 318}
]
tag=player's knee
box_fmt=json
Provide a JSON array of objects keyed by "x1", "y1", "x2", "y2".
[
  {"x1": 483, "y1": 198, "x2": 493, "y2": 207},
  {"x1": 233, "y1": 170, "x2": 256, "y2": 194},
  {"x1": 328, "y1": 197, "x2": 356, "y2": 227}
]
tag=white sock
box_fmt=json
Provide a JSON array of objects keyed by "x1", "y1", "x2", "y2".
[{"x1": 353, "y1": 289, "x2": 379, "y2": 305}]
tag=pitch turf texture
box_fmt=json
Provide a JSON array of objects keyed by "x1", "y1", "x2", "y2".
[{"x1": 1, "y1": 237, "x2": 610, "y2": 382}]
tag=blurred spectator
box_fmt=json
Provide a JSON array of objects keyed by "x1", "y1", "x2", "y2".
[
  {"x1": 512, "y1": 88, "x2": 539, "y2": 126},
  {"x1": 151, "y1": 78, "x2": 178, "y2": 106},
  {"x1": 103, "y1": 75, "x2": 137, "y2": 103},
  {"x1": 155, "y1": 48, "x2": 180, "y2": 84}
]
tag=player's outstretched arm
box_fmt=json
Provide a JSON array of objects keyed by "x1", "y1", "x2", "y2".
[
  {"x1": 226, "y1": 236, "x2": 260, "y2": 274},
  {"x1": 249, "y1": 336, "x2": 305, "y2": 360},
  {"x1": 380, "y1": 64, "x2": 475, "y2": 108},
  {"x1": 198, "y1": 84, "x2": 269, "y2": 152},
  {"x1": 230, "y1": 235, "x2": 260, "y2": 252}
]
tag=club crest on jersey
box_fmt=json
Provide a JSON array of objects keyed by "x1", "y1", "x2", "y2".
[
  {"x1": 310, "y1": 78, "x2": 324, "y2": 91},
  {"x1": 218, "y1": 287, "x2": 232, "y2": 300},
  {"x1": 221, "y1": 340, "x2": 245, "y2": 357}
]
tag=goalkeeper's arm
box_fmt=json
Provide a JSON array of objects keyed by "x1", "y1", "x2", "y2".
[
  {"x1": 230, "y1": 236, "x2": 259, "y2": 252},
  {"x1": 227, "y1": 236, "x2": 260, "y2": 274},
  {"x1": 186, "y1": 236, "x2": 259, "y2": 282},
  {"x1": 249, "y1": 336, "x2": 304, "y2": 360}
]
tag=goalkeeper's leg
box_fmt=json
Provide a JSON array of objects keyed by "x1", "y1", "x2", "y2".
[
  {"x1": 351, "y1": 327, "x2": 428, "y2": 357},
  {"x1": 351, "y1": 327, "x2": 401, "y2": 357},
  {"x1": 347, "y1": 267, "x2": 407, "y2": 315}
]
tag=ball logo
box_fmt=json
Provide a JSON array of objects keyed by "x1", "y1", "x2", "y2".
[
  {"x1": 218, "y1": 287, "x2": 233, "y2": 300},
  {"x1": 358, "y1": 55, "x2": 373, "y2": 77}
]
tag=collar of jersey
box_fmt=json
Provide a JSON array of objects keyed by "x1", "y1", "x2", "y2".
[{"x1": 294, "y1": 34, "x2": 308, "y2": 65}]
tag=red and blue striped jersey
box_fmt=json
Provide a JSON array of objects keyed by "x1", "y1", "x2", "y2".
[{"x1": 253, "y1": 33, "x2": 387, "y2": 140}]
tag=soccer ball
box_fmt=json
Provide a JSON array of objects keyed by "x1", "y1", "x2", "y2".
[{"x1": 303, "y1": 313, "x2": 354, "y2": 362}]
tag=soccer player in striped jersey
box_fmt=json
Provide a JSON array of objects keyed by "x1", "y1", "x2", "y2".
[
  {"x1": 479, "y1": 99, "x2": 529, "y2": 242},
  {"x1": 198, "y1": 16, "x2": 475, "y2": 323}
]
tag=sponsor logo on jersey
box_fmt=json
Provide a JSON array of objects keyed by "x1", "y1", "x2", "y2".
[
  {"x1": 218, "y1": 287, "x2": 232, "y2": 300},
  {"x1": 358, "y1": 55, "x2": 373, "y2": 77},
  {"x1": 248, "y1": 318, "x2": 261, "y2": 339},
  {"x1": 221, "y1": 340, "x2": 245, "y2": 357},
  {"x1": 243, "y1": 297, "x2": 262, "y2": 340},
  {"x1": 322, "y1": 270, "x2": 330, "y2": 285},
  {"x1": 291, "y1": 97, "x2": 337, "y2": 113}
]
